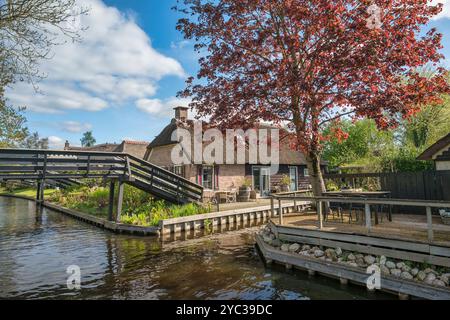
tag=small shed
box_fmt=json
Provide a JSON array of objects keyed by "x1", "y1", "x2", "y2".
[{"x1": 417, "y1": 133, "x2": 450, "y2": 171}]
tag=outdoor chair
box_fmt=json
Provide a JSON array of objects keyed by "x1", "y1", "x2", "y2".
[
  {"x1": 327, "y1": 194, "x2": 345, "y2": 222},
  {"x1": 348, "y1": 195, "x2": 366, "y2": 224},
  {"x1": 217, "y1": 192, "x2": 228, "y2": 204},
  {"x1": 377, "y1": 194, "x2": 391, "y2": 223},
  {"x1": 226, "y1": 189, "x2": 237, "y2": 203}
]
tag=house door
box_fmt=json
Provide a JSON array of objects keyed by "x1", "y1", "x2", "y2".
[
  {"x1": 289, "y1": 167, "x2": 298, "y2": 191},
  {"x1": 253, "y1": 167, "x2": 271, "y2": 197},
  {"x1": 260, "y1": 167, "x2": 270, "y2": 196}
]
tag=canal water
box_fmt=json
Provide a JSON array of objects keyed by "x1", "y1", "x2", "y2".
[{"x1": 0, "y1": 196, "x2": 390, "y2": 300}]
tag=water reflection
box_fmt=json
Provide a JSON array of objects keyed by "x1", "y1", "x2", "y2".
[{"x1": 0, "y1": 196, "x2": 391, "y2": 300}]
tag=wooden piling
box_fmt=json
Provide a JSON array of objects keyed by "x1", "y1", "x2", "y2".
[
  {"x1": 116, "y1": 181, "x2": 124, "y2": 222},
  {"x1": 108, "y1": 181, "x2": 115, "y2": 221}
]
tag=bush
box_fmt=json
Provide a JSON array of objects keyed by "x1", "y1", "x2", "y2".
[
  {"x1": 48, "y1": 184, "x2": 211, "y2": 226},
  {"x1": 88, "y1": 187, "x2": 109, "y2": 208}
]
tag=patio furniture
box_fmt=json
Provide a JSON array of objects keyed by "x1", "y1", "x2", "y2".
[
  {"x1": 326, "y1": 194, "x2": 345, "y2": 222},
  {"x1": 215, "y1": 190, "x2": 238, "y2": 204},
  {"x1": 324, "y1": 191, "x2": 392, "y2": 225},
  {"x1": 226, "y1": 189, "x2": 237, "y2": 203},
  {"x1": 348, "y1": 195, "x2": 366, "y2": 224}
]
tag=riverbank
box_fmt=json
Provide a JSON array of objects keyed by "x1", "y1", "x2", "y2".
[
  {"x1": 1, "y1": 184, "x2": 211, "y2": 227},
  {"x1": 0, "y1": 193, "x2": 160, "y2": 235}
]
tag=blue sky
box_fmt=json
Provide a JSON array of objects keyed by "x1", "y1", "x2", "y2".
[{"x1": 5, "y1": 0, "x2": 450, "y2": 148}]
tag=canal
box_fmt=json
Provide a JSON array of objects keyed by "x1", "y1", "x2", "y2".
[{"x1": 0, "y1": 196, "x2": 391, "y2": 299}]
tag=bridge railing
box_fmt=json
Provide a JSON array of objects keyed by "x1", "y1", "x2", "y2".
[
  {"x1": 0, "y1": 148, "x2": 203, "y2": 204},
  {"x1": 127, "y1": 155, "x2": 203, "y2": 203}
]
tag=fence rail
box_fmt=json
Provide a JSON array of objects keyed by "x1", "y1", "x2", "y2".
[
  {"x1": 271, "y1": 194, "x2": 450, "y2": 242},
  {"x1": 324, "y1": 171, "x2": 450, "y2": 204}
]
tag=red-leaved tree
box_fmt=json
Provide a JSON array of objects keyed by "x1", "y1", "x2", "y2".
[{"x1": 175, "y1": 0, "x2": 450, "y2": 195}]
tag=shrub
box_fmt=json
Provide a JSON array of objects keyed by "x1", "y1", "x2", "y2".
[
  {"x1": 48, "y1": 184, "x2": 210, "y2": 226},
  {"x1": 89, "y1": 187, "x2": 109, "y2": 208}
]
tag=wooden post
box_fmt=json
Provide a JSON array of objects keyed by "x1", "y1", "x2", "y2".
[
  {"x1": 278, "y1": 199, "x2": 283, "y2": 225},
  {"x1": 216, "y1": 196, "x2": 220, "y2": 212},
  {"x1": 270, "y1": 197, "x2": 275, "y2": 217},
  {"x1": 426, "y1": 206, "x2": 434, "y2": 242},
  {"x1": 116, "y1": 181, "x2": 124, "y2": 222},
  {"x1": 317, "y1": 200, "x2": 323, "y2": 229},
  {"x1": 38, "y1": 180, "x2": 45, "y2": 203},
  {"x1": 293, "y1": 192, "x2": 297, "y2": 211},
  {"x1": 365, "y1": 203, "x2": 371, "y2": 232},
  {"x1": 108, "y1": 181, "x2": 115, "y2": 221},
  {"x1": 36, "y1": 181, "x2": 42, "y2": 202}
]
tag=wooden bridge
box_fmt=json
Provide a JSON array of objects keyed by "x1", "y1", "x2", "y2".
[{"x1": 0, "y1": 148, "x2": 203, "y2": 221}]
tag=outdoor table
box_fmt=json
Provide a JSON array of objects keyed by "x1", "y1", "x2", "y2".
[
  {"x1": 214, "y1": 190, "x2": 237, "y2": 204},
  {"x1": 323, "y1": 191, "x2": 392, "y2": 225}
]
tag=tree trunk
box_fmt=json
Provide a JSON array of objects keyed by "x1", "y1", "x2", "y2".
[{"x1": 306, "y1": 150, "x2": 326, "y2": 196}]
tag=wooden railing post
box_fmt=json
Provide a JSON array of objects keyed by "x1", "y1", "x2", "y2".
[
  {"x1": 317, "y1": 200, "x2": 323, "y2": 229},
  {"x1": 125, "y1": 156, "x2": 132, "y2": 179},
  {"x1": 426, "y1": 206, "x2": 434, "y2": 242},
  {"x1": 293, "y1": 192, "x2": 297, "y2": 211},
  {"x1": 278, "y1": 198, "x2": 283, "y2": 225},
  {"x1": 108, "y1": 180, "x2": 115, "y2": 222},
  {"x1": 365, "y1": 203, "x2": 371, "y2": 232},
  {"x1": 42, "y1": 153, "x2": 47, "y2": 180},
  {"x1": 86, "y1": 155, "x2": 91, "y2": 177},
  {"x1": 270, "y1": 197, "x2": 275, "y2": 217}
]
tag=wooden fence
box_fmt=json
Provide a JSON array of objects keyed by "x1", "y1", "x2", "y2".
[
  {"x1": 324, "y1": 170, "x2": 450, "y2": 213},
  {"x1": 272, "y1": 194, "x2": 450, "y2": 242}
]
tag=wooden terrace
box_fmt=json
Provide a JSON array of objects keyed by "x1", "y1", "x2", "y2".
[{"x1": 271, "y1": 192, "x2": 450, "y2": 246}]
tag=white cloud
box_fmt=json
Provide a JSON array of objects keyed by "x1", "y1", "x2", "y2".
[
  {"x1": 6, "y1": 0, "x2": 185, "y2": 113},
  {"x1": 431, "y1": 0, "x2": 450, "y2": 20},
  {"x1": 136, "y1": 96, "x2": 191, "y2": 118},
  {"x1": 170, "y1": 40, "x2": 190, "y2": 50},
  {"x1": 61, "y1": 121, "x2": 93, "y2": 133},
  {"x1": 48, "y1": 136, "x2": 65, "y2": 149}
]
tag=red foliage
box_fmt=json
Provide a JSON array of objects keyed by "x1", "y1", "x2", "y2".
[{"x1": 175, "y1": 0, "x2": 450, "y2": 156}]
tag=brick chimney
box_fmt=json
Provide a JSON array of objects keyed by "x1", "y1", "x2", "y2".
[{"x1": 174, "y1": 106, "x2": 188, "y2": 122}]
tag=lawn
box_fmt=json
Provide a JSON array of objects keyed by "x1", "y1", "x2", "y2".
[{"x1": 0, "y1": 187, "x2": 57, "y2": 198}]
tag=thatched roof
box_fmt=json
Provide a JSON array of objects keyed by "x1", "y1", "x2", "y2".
[{"x1": 147, "y1": 119, "x2": 327, "y2": 166}]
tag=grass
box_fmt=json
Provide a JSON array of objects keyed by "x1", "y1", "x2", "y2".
[
  {"x1": 1, "y1": 184, "x2": 210, "y2": 226},
  {"x1": 0, "y1": 187, "x2": 57, "y2": 198}
]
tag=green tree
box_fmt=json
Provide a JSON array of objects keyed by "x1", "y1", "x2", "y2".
[
  {"x1": 0, "y1": 86, "x2": 28, "y2": 148},
  {"x1": 20, "y1": 132, "x2": 49, "y2": 149},
  {"x1": 81, "y1": 131, "x2": 96, "y2": 147},
  {"x1": 0, "y1": 0, "x2": 87, "y2": 85},
  {"x1": 402, "y1": 97, "x2": 450, "y2": 149},
  {"x1": 322, "y1": 119, "x2": 394, "y2": 170}
]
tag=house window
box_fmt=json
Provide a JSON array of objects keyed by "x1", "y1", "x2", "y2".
[
  {"x1": 173, "y1": 165, "x2": 184, "y2": 177},
  {"x1": 202, "y1": 165, "x2": 214, "y2": 190},
  {"x1": 289, "y1": 166, "x2": 298, "y2": 191},
  {"x1": 303, "y1": 168, "x2": 309, "y2": 177}
]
